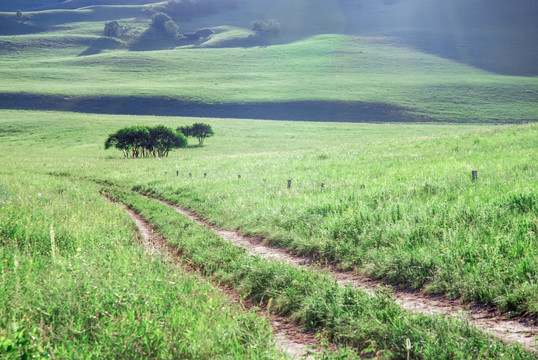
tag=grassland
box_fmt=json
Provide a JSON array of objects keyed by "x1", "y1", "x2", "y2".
[
  {"x1": 1, "y1": 30, "x2": 537, "y2": 122},
  {"x1": 1, "y1": 1, "x2": 537, "y2": 357},
  {"x1": 1, "y1": 1, "x2": 537, "y2": 123},
  {"x1": 1, "y1": 109, "x2": 536, "y2": 358},
  {"x1": 0, "y1": 172, "x2": 284, "y2": 359}
]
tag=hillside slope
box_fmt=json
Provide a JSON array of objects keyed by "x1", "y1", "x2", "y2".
[
  {"x1": 4, "y1": 0, "x2": 535, "y2": 75},
  {"x1": 0, "y1": 0, "x2": 536, "y2": 122}
]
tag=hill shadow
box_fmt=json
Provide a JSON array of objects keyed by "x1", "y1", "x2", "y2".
[
  {"x1": 128, "y1": 27, "x2": 180, "y2": 51},
  {"x1": 0, "y1": 14, "x2": 46, "y2": 35},
  {"x1": 0, "y1": 93, "x2": 433, "y2": 122},
  {"x1": 79, "y1": 37, "x2": 124, "y2": 56}
]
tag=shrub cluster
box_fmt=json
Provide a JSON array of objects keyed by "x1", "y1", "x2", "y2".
[
  {"x1": 251, "y1": 19, "x2": 280, "y2": 37},
  {"x1": 151, "y1": 12, "x2": 179, "y2": 38},
  {"x1": 103, "y1": 20, "x2": 121, "y2": 38},
  {"x1": 177, "y1": 122, "x2": 214, "y2": 146},
  {"x1": 105, "y1": 125, "x2": 187, "y2": 158}
]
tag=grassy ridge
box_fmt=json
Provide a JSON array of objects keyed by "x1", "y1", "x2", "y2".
[
  {"x1": 0, "y1": 173, "x2": 283, "y2": 359},
  {"x1": 0, "y1": 33, "x2": 537, "y2": 122}
]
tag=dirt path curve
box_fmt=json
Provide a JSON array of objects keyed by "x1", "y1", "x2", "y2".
[
  {"x1": 154, "y1": 198, "x2": 538, "y2": 353},
  {"x1": 121, "y1": 204, "x2": 323, "y2": 359}
]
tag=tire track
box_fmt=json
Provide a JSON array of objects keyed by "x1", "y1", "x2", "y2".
[
  {"x1": 153, "y1": 197, "x2": 538, "y2": 353},
  {"x1": 117, "y1": 201, "x2": 323, "y2": 359}
]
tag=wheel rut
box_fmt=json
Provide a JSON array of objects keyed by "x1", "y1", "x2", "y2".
[
  {"x1": 118, "y1": 202, "x2": 323, "y2": 359},
  {"x1": 152, "y1": 197, "x2": 538, "y2": 353}
]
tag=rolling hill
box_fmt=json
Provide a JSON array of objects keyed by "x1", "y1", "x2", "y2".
[{"x1": 0, "y1": 0, "x2": 536, "y2": 122}]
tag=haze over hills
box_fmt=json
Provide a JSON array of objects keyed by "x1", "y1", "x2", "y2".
[
  {"x1": 2, "y1": 0, "x2": 537, "y2": 75},
  {"x1": 0, "y1": 0, "x2": 536, "y2": 122}
]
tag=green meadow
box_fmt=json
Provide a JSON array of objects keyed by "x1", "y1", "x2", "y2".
[
  {"x1": 0, "y1": 171, "x2": 284, "y2": 359},
  {"x1": 1, "y1": 109, "x2": 537, "y2": 358},
  {"x1": 1, "y1": 32, "x2": 537, "y2": 122},
  {"x1": 1, "y1": 1, "x2": 537, "y2": 357}
]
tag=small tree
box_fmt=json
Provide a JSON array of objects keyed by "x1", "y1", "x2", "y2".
[
  {"x1": 177, "y1": 123, "x2": 214, "y2": 146},
  {"x1": 163, "y1": 19, "x2": 179, "y2": 38},
  {"x1": 151, "y1": 12, "x2": 179, "y2": 38},
  {"x1": 105, "y1": 125, "x2": 186, "y2": 158},
  {"x1": 151, "y1": 12, "x2": 171, "y2": 30},
  {"x1": 251, "y1": 20, "x2": 267, "y2": 33},
  {"x1": 148, "y1": 125, "x2": 187, "y2": 157},
  {"x1": 177, "y1": 125, "x2": 193, "y2": 137},
  {"x1": 104, "y1": 21, "x2": 121, "y2": 38}
]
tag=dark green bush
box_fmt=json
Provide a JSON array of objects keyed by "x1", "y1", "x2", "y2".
[
  {"x1": 177, "y1": 122, "x2": 214, "y2": 146},
  {"x1": 105, "y1": 125, "x2": 187, "y2": 158},
  {"x1": 103, "y1": 21, "x2": 121, "y2": 38}
]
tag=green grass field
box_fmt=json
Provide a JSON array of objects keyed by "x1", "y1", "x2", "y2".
[
  {"x1": 1, "y1": 30, "x2": 537, "y2": 122},
  {"x1": 0, "y1": 172, "x2": 285, "y2": 359},
  {"x1": 1, "y1": 1, "x2": 537, "y2": 123},
  {"x1": 1, "y1": 2, "x2": 537, "y2": 357},
  {"x1": 1, "y1": 109, "x2": 536, "y2": 358}
]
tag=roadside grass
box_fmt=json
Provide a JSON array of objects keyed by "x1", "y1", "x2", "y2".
[
  {"x1": 0, "y1": 173, "x2": 284, "y2": 359},
  {"x1": 105, "y1": 185, "x2": 534, "y2": 359}
]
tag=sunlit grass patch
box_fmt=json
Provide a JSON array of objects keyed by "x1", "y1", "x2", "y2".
[{"x1": 0, "y1": 173, "x2": 283, "y2": 359}]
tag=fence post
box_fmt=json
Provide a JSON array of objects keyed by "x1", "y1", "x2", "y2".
[{"x1": 472, "y1": 170, "x2": 478, "y2": 181}]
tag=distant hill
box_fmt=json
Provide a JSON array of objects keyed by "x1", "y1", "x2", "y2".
[
  {"x1": 2, "y1": 0, "x2": 537, "y2": 75},
  {"x1": 185, "y1": 0, "x2": 538, "y2": 76}
]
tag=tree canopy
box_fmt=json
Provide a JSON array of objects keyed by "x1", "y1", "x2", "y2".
[
  {"x1": 177, "y1": 122, "x2": 214, "y2": 146},
  {"x1": 105, "y1": 125, "x2": 187, "y2": 158},
  {"x1": 103, "y1": 20, "x2": 121, "y2": 38}
]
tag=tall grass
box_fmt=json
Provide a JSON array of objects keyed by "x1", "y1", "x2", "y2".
[
  {"x1": 105, "y1": 185, "x2": 534, "y2": 359},
  {"x1": 0, "y1": 109, "x2": 536, "y2": 357},
  {"x1": 0, "y1": 173, "x2": 283, "y2": 359},
  {"x1": 2, "y1": 111, "x2": 536, "y2": 317},
  {"x1": 129, "y1": 121, "x2": 538, "y2": 317}
]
